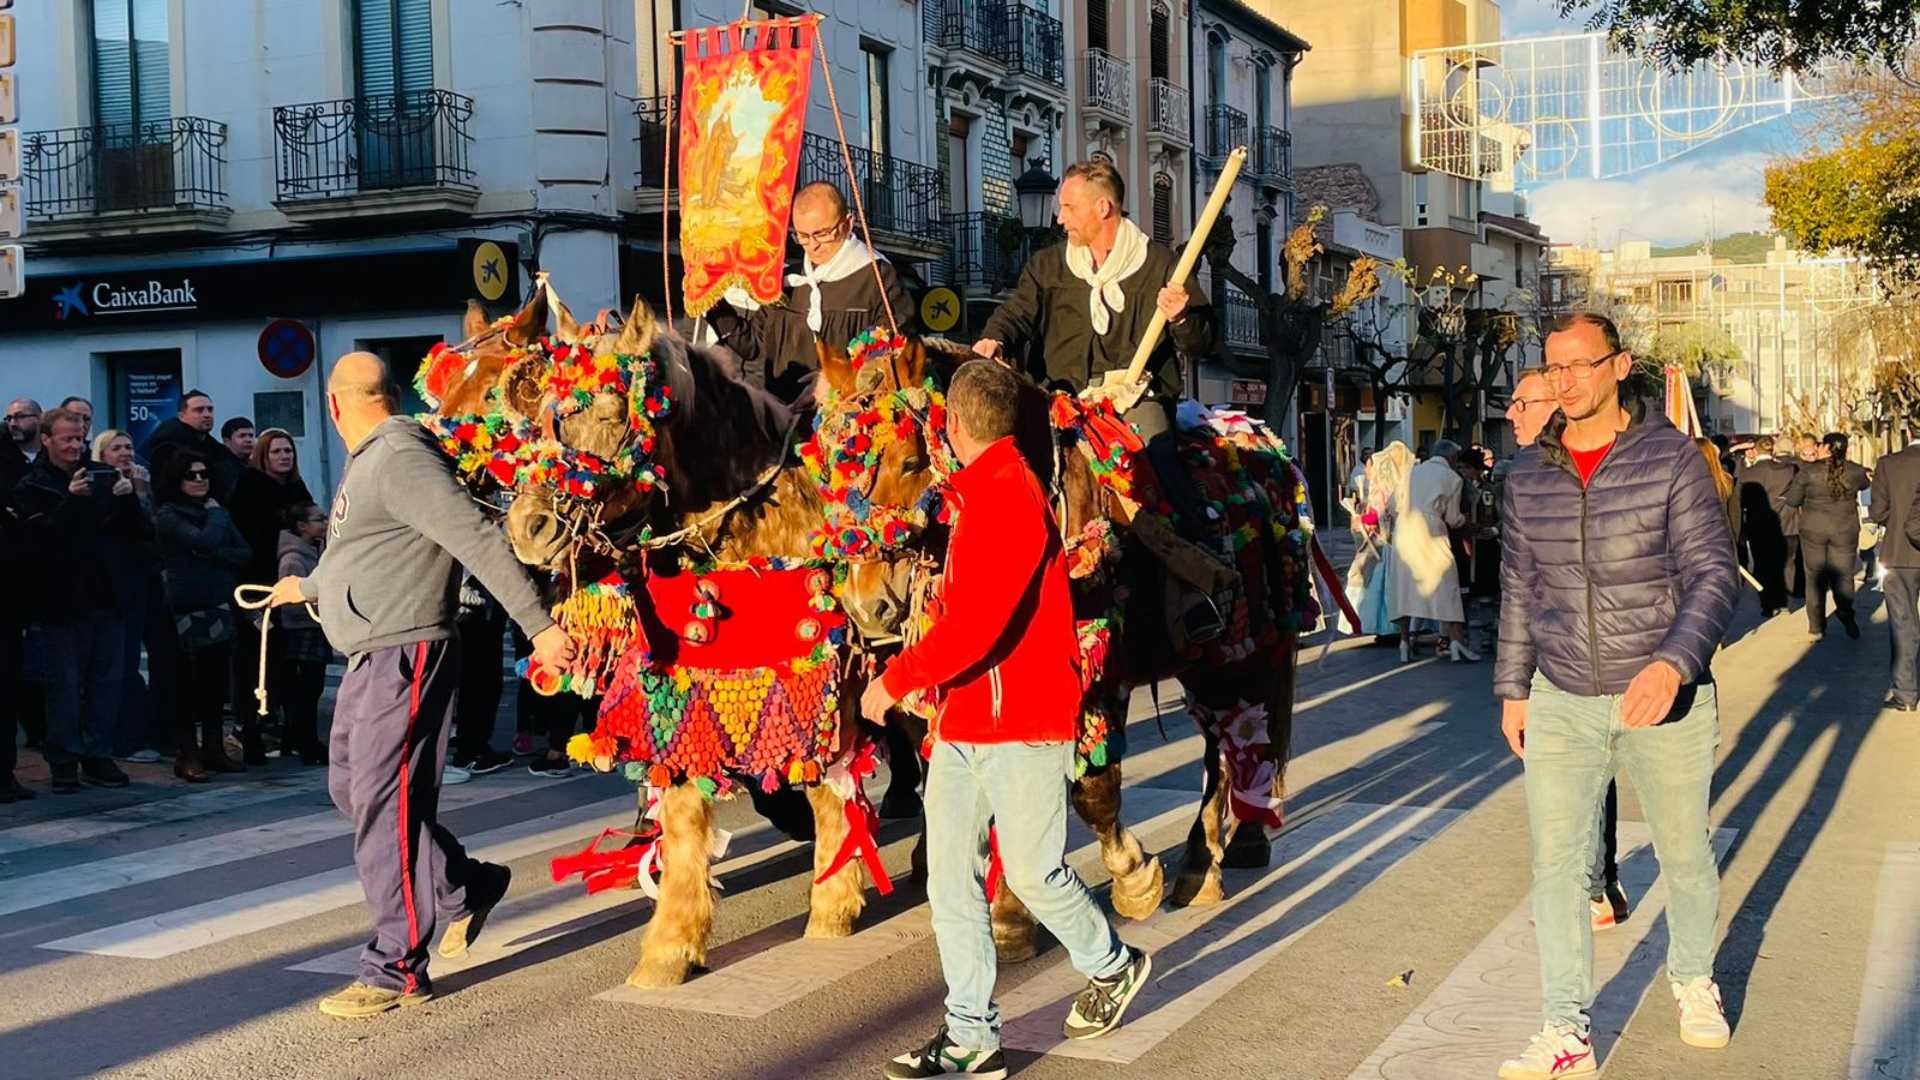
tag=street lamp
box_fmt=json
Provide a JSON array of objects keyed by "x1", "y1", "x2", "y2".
[{"x1": 1014, "y1": 157, "x2": 1056, "y2": 232}]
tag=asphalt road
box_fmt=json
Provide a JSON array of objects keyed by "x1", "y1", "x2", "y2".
[{"x1": 0, "y1": 585, "x2": 1915, "y2": 1080}]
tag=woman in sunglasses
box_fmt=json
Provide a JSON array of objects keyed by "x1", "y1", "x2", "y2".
[{"x1": 154, "y1": 450, "x2": 252, "y2": 782}]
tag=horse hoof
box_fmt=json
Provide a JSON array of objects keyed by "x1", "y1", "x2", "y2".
[
  {"x1": 1110, "y1": 857, "x2": 1165, "y2": 920},
  {"x1": 1221, "y1": 831, "x2": 1271, "y2": 870},
  {"x1": 1168, "y1": 870, "x2": 1225, "y2": 908},
  {"x1": 627, "y1": 952, "x2": 696, "y2": 988},
  {"x1": 804, "y1": 911, "x2": 856, "y2": 939},
  {"x1": 878, "y1": 789, "x2": 923, "y2": 821}
]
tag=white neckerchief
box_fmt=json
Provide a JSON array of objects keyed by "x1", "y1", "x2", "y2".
[
  {"x1": 1063, "y1": 217, "x2": 1150, "y2": 336},
  {"x1": 788, "y1": 234, "x2": 884, "y2": 334}
]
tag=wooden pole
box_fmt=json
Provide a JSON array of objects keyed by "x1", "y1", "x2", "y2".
[{"x1": 1117, "y1": 145, "x2": 1248, "y2": 391}]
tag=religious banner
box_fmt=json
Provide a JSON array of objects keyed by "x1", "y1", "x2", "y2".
[{"x1": 676, "y1": 17, "x2": 817, "y2": 318}]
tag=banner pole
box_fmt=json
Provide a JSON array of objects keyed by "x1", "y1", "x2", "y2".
[{"x1": 812, "y1": 16, "x2": 901, "y2": 341}]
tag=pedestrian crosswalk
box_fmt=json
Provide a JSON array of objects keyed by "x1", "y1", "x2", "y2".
[{"x1": 1848, "y1": 842, "x2": 1920, "y2": 1080}]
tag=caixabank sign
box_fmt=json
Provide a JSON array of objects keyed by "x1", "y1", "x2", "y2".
[{"x1": 0, "y1": 240, "x2": 518, "y2": 331}]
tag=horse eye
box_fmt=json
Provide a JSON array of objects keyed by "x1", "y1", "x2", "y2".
[{"x1": 903, "y1": 455, "x2": 928, "y2": 472}]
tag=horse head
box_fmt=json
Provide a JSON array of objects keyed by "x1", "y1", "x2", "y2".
[{"x1": 808, "y1": 330, "x2": 967, "y2": 642}]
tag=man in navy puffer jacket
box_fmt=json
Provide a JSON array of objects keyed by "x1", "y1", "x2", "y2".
[{"x1": 1493, "y1": 314, "x2": 1739, "y2": 1080}]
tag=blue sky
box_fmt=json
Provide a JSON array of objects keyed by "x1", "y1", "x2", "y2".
[{"x1": 1497, "y1": 0, "x2": 1810, "y2": 247}]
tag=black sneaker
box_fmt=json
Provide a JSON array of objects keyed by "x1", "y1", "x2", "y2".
[
  {"x1": 440, "y1": 862, "x2": 511, "y2": 958},
  {"x1": 50, "y1": 764, "x2": 81, "y2": 795},
  {"x1": 81, "y1": 759, "x2": 131, "y2": 788},
  {"x1": 528, "y1": 755, "x2": 571, "y2": 778},
  {"x1": 1063, "y1": 946, "x2": 1152, "y2": 1040},
  {"x1": 459, "y1": 747, "x2": 514, "y2": 776},
  {"x1": 884, "y1": 1026, "x2": 1007, "y2": 1079}
]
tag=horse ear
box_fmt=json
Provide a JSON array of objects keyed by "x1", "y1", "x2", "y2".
[
  {"x1": 504, "y1": 277, "x2": 550, "y2": 345},
  {"x1": 816, "y1": 338, "x2": 853, "y2": 391},
  {"x1": 462, "y1": 300, "x2": 489, "y2": 343},
  {"x1": 615, "y1": 297, "x2": 658, "y2": 355},
  {"x1": 545, "y1": 276, "x2": 581, "y2": 342}
]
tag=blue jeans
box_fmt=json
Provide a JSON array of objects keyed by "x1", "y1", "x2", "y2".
[
  {"x1": 1524, "y1": 673, "x2": 1721, "y2": 1031},
  {"x1": 924, "y1": 739, "x2": 1129, "y2": 1052},
  {"x1": 37, "y1": 612, "x2": 127, "y2": 767}
]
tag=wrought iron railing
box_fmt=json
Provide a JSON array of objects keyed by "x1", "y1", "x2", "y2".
[
  {"x1": 1220, "y1": 281, "x2": 1263, "y2": 349},
  {"x1": 1083, "y1": 50, "x2": 1133, "y2": 120},
  {"x1": 1004, "y1": 6, "x2": 1065, "y2": 87},
  {"x1": 941, "y1": 0, "x2": 1009, "y2": 60},
  {"x1": 1204, "y1": 103, "x2": 1248, "y2": 165},
  {"x1": 1256, "y1": 126, "x2": 1292, "y2": 184},
  {"x1": 796, "y1": 133, "x2": 949, "y2": 248},
  {"x1": 941, "y1": 211, "x2": 1021, "y2": 290},
  {"x1": 21, "y1": 117, "x2": 229, "y2": 218},
  {"x1": 273, "y1": 89, "x2": 476, "y2": 200},
  {"x1": 1147, "y1": 79, "x2": 1190, "y2": 143},
  {"x1": 635, "y1": 95, "x2": 678, "y2": 190}
]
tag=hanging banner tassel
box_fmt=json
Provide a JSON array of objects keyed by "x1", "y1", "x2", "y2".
[{"x1": 984, "y1": 825, "x2": 1004, "y2": 904}]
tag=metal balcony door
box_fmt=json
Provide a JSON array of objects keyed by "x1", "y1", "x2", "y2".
[
  {"x1": 353, "y1": 0, "x2": 435, "y2": 189},
  {"x1": 90, "y1": 0, "x2": 173, "y2": 210}
]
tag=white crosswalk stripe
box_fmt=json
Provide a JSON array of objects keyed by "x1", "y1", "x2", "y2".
[
  {"x1": 0, "y1": 772, "x2": 584, "y2": 919},
  {"x1": 1847, "y1": 841, "x2": 1920, "y2": 1080},
  {"x1": 39, "y1": 796, "x2": 639, "y2": 958},
  {"x1": 998, "y1": 800, "x2": 1465, "y2": 1064},
  {"x1": 1349, "y1": 823, "x2": 1739, "y2": 1079},
  {"x1": 0, "y1": 772, "x2": 334, "y2": 860},
  {"x1": 598, "y1": 786, "x2": 1203, "y2": 1016},
  {"x1": 285, "y1": 818, "x2": 803, "y2": 977}
]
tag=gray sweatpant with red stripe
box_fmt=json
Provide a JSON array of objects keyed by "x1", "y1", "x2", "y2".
[{"x1": 328, "y1": 639, "x2": 482, "y2": 993}]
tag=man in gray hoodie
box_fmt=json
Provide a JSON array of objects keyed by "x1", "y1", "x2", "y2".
[{"x1": 269, "y1": 352, "x2": 575, "y2": 1018}]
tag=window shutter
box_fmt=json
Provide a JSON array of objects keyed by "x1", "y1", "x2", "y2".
[
  {"x1": 355, "y1": 0, "x2": 432, "y2": 98},
  {"x1": 1150, "y1": 5, "x2": 1169, "y2": 81},
  {"x1": 92, "y1": 1, "x2": 135, "y2": 128},
  {"x1": 1257, "y1": 220, "x2": 1273, "y2": 294},
  {"x1": 1152, "y1": 180, "x2": 1172, "y2": 247},
  {"x1": 1087, "y1": 0, "x2": 1108, "y2": 53},
  {"x1": 397, "y1": 0, "x2": 434, "y2": 93}
]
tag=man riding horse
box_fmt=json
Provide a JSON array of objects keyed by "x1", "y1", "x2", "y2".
[
  {"x1": 706, "y1": 180, "x2": 919, "y2": 404},
  {"x1": 971, "y1": 158, "x2": 1231, "y2": 643}
]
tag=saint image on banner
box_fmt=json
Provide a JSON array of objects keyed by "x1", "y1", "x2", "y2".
[{"x1": 677, "y1": 17, "x2": 817, "y2": 318}]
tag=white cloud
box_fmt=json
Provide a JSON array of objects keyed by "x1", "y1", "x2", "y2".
[{"x1": 1525, "y1": 151, "x2": 1776, "y2": 247}]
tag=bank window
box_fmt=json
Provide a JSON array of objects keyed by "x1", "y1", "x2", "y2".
[
  {"x1": 91, "y1": 0, "x2": 170, "y2": 129},
  {"x1": 863, "y1": 43, "x2": 890, "y2": 159},
  {"x1": 354, "y1": 0, "x2": 434, "y2": 99}
]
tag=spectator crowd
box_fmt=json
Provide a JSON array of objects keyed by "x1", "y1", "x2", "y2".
[{"x1": 0, "y1": 389, "x2": 591, "y2": 802}]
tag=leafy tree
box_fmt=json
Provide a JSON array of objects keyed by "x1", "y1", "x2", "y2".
[
  {"x1": 1765, "y1": 131, "x2": 1920, "y2": 265},
  {"x1": 1556, "y1": 0, "x2": 1920, "y2": 71}
]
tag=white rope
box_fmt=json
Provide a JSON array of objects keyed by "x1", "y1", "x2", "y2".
[{"x1": 233, "y1": 584, "x2": 321, "y2": 717}]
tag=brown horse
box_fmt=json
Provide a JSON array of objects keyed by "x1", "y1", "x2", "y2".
[{"x1": 454, "y1": 284, "x2": 955, "y2": 988}]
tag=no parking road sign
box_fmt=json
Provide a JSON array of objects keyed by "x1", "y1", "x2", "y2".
[{"x1": 258, "y1": 318, "x2": 317, "y2": 379}]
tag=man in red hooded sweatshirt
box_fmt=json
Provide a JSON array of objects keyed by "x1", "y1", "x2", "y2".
[{"x1": 862, "y1": 360, "x2": 1150, "y2": 1079}]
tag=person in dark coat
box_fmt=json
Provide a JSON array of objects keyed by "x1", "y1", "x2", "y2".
[
  {"x1": 1495, "y1": 314, "x2": 1737, "y2": 1072},
  {"x1": 273, "y1": 502, "x2": 332, "y2": 765},
  {"x1": 705, "y1": 181, "x2": 919, "y2": 402},
  {"x1": 0, "y1": 471, "x2": 33, "y2": 802},
  {"x1": 1786, "y1": 432, "x2": 1871, "y2": 640},
  {"x1": 146, "y1": 390, "x2": 242, "y2": 501},
  {"x1": 13, "y1": 407, "x2": 146, "y2": 793},
  {"x1": 154, "y1": 449, "x2": 253, "y2": 781},
  {"x1": 227, "y1": 428, "x2": 316, "y2": 759},
  {"x1": 1870, "y1": 427, "x2": 1920, "y2": 711},
  {"x1": 1738, "y1": 435, "x2": 1799, "y2": 616},
  {"x1": 2, "y1": 397, "x2": 41, "y2": 493}
]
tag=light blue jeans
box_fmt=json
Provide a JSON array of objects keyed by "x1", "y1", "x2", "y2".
[
  {"x1": 924, "y1": 739, "x2": 1129, "y2": 1052},
  {"x1": 1524, "y1": 673, "x2": 1721, "y2": 1032}
]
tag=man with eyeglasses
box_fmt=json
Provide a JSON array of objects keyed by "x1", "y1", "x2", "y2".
[
  {"x1": 1494, "y1": 313, "x2": 1737, "y2": 1079},
  {"x1": 2, "y1": 398, "x2": 43, "y2": 492},
  {"x1": 706, "y1": 181, "x2": 919, "y2": 402}
]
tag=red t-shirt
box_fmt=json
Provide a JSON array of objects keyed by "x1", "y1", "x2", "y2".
[{"x1": 1570, "y1": 440, "x2": 1614, "y2": 487}]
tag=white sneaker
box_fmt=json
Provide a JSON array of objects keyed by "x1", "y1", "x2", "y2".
[
  {"x1": 1498, "y1": 1025, "x2": 1596, "y2": 1079},
  {"x1": 1671, "y1": 976, "x2": 1730, "y2": 1048},
  {"x1": 442, "y1": 764, "x2": 473, "y2": 786}
]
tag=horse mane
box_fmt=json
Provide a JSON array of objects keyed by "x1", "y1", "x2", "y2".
[{"x1": 648, "y1": 327, "x2": 803, "y2": 518}]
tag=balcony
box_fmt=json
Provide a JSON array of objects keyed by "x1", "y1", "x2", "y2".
[
  {"x1": 940, "y1": 211, "x2": 1022, "y2": 292},
  {"x1": 1202, "y1": 104, "x2": 1248, "y2": 170},
  {"x1": 1255, "y1": 126, "x2": 1292, "y2": 189},
  {"x1": 272, "y1": 89, "x2": 478, "y2": 222},
  {"x1": 1220, "y1": 281, "x2": 1263, "y2": 353},
  {"x1": 1004, "y1": 6, "x2": 1065, "y2": 88},
  {"x1": 1146, "y1": 79, "x2": 1191, "y2": 146},
  {"x1": 939, "y1": 0, "x2": 1009, "y2": 63},
  {"x1": 634, "y1": 95, "x2": 678, "y2": 203},
  {"x1": 796, "y1": 133, "x2": 950, "y2": 261},
  {"x1": 19, "y1": 117, "x2": 230, "y2": 241},
  {"x1": 1083, "y1": 50, "x2": 1133, "y2": 126}
]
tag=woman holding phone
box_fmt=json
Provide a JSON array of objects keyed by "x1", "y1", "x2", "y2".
[{"x1": 91, "y1": 429, "x2": 166, "y2": 765}]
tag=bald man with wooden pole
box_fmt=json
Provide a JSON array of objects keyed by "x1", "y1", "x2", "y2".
[{"x1": 267, "y1": 352, "x2": 576, "y2": 1018}]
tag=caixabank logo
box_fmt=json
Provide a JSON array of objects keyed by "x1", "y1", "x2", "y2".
[{"x1": 53, "y1": 276, "x2": 200, "y2": 320}]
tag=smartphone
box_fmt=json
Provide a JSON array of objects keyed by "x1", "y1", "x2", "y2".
[{"x1": 86, "y1": 465, "x2": 119, "y2": 496}]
